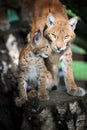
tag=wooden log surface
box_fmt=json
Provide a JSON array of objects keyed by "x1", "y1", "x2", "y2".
[
  {"x1": 21, "y1": 89, "x2": 87, "y2": 130},
  {"x1": 0, "y1": 86, "x2": 87, "y2": 130}
]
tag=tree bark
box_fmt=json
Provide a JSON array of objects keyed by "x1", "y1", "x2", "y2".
[{"x1": 21, "y1": 89, "x2": 87, "y2": 130}]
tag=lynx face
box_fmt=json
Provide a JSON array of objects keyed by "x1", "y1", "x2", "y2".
[
  {"x1": 32, "y1": 29, "x2": 52, "y2": 58},
  {"x1": 44, "y1": 13, "x2": 78, "y2": 53}
]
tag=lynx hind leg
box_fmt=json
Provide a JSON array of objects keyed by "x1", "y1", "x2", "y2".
[{"x1": 15, "y1": 74, "x2": 28, "y2": 107}]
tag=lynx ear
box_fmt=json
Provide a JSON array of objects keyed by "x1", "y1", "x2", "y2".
[
  {"x1": 47, "y1": 13, "x2": 56, "y2": 27},
  {"x1": 68, "y1": 17, "x2": 78, "y2": 30},
  {"x1": 33, "y1": 29, "x2": 42, "y2": 45}
]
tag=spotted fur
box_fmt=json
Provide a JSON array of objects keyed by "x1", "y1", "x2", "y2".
[
  {"x1": 15, "y1": 30, "x2": 54, "y2": 107},
  {"x1": 30, "y1": 0, "x2": 86, "y2": 96}
]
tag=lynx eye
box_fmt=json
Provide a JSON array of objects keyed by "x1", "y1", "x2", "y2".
[
  {"x1": 64, "y1": 35, "x2": 70, "y2": 39},
  {"x1": 46, "y1": 45, "x2": 49, "y2": 48},
  {"x1": 51, "y1": 33, "x2": 56, "y2": 38},
  {"x1": 47, "y1": 33, "x2": 50, "y2": 36}
]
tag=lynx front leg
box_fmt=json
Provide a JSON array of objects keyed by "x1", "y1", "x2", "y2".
[
  {"x1": 15, "y1": 72, "x2": 28, "y2": 107},
  {"x1": 60, "y1": 48, "x2": 86, "y2": 96},
  {"x1": 38, "y1": 71, "x2": 49, "y2": 100}
]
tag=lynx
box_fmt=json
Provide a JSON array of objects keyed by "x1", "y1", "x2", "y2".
[
  {"x1": 15, "y1": 30, "x2": 54, "y2": 106},
  {"x1": 30, "y1": 0, "x2": 86, "y2": 96},
  {"x1": 2, "y1": 0, "x2": 86, "y2": 97}
]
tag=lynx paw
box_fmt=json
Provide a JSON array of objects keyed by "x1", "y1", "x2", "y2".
[
  {"x1": 68, "y1": 87, "x2": 86, "y2": 97},
  {"x1": 28, "y1": 89, "x2": 38, "y2": 98},
  {"x1": 15, "y1": 96, "x2": 28, "y2": 107},
  {"x1": 38, "y1": 91, "x2": 49, "y2": 100}
]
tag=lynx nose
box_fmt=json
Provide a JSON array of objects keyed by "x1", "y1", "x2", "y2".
[{"x1": 57, "y1": 47, "x2": 61, "y2": 51}]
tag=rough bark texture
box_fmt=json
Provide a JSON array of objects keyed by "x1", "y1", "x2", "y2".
[
  {"x1": 21, "y1": 90, "x2": 87, "y2": 130},
  {"x1": 0, "y1": 82, "x2": 87, "y2": 130}
]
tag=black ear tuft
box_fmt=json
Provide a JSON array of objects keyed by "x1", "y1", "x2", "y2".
[
  {"x1": 37, "y1": 29, "x2": 41, "y2": 33},
  {"x1": 34, "y1": 29, "x2": 41, "y2": 36}
]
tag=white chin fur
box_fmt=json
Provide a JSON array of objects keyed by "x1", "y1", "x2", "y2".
[{"x1": 41, "y1": 54, "x2": 48, "y2": 58}]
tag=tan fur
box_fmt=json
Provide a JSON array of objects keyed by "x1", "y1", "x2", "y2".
[
  {"x1": 30, "y1": 0, "x2": 67, "y2": 37},
  {"x1": 15, "y1": 31, "x2": 54, "y2": 107},
  {"x1": 29, "y1": 0, "x2": 86, "y2": 96},
  {"x1": 4, "y1": 0, "x2": 85, "y2": 97}
]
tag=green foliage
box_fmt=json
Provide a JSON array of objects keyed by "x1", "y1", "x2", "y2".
[
  {"x1": 73, "y1": 61, "x2": 87, "y2": 80},
  {"x1": 71, "y1": 44, "x2": 86, "y2": 54},
  {"x1": 66, "y1": 9, "x2": 77, "y2": 17},
  {"x1": 7, "y1": 9, "x2": 19, "y2": 22}
]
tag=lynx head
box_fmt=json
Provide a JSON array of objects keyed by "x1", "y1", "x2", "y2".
[
  {"x1": 32, "y1": 29, "x2": 52, "y2": 58},
  {"x1": 44, "y1": 13, "x2": 78, "y2": 53}
]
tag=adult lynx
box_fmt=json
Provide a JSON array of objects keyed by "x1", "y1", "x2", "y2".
[{"x1": 30, "y1": 0, "x2": 86, "y2": 96}]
